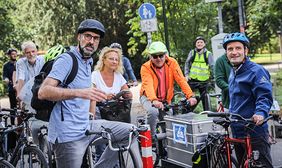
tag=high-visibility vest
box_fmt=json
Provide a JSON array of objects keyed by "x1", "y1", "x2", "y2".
[{"x1": 190, "y1": 51, "x2": 211, "y2": 81}]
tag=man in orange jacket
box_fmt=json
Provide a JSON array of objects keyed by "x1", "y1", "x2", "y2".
[{"x1": 140, "y1": 41, "x2": 197, "y2": 138}]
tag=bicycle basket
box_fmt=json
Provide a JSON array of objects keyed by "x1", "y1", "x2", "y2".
[{"x1": 99, "y1": 99, "x2": 132, "y2": 123}]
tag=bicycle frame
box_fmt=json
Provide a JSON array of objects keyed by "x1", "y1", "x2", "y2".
[
  {"x1": 223, "y1": 132, "x2": 252, "y2": 168},
  {"x1": 206, "y1": 112, "x2": 272, "y2": 168}
]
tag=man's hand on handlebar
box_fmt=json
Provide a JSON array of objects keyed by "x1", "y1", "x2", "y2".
[
  {"x1": 252, "y1": 114, "x2": 264, "y2": 126},
  {"x1": 188, "y1": 97, "x2": 197, "y2": 106},
  {"x1": 152, "y1": 100, "x2": 164, "y2": 110}
]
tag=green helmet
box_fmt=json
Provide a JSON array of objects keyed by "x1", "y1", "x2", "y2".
[
  {"x1": 44, "y1": 45, "x2": 66, "y2": 62},
  {"x1": 148, "y1": 41, "x2": 168, "y2": 55}
]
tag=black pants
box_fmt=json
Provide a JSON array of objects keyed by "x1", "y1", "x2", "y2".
[
  {"x1": 188, "y1": 79, "x2": 210, "y2": 111},
  {"x1": 234, "y1": 136, "x2": 273, "y2": 168},
  {"x1": 8, "y1": 90, "x2": 17, "y2": 125}
]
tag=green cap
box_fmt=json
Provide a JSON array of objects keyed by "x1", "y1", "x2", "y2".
[{"x1": 148, "y1": 41, "x2": 168, "y2": 55}]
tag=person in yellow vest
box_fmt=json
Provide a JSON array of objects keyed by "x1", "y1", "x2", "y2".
[{"x1": 184, "y1": 36, "x2": 214, "y2": 111}]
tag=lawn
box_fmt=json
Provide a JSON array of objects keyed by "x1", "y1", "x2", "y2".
[{"x1": 251, "y1": 53, "x2": 282, "y2": 64}]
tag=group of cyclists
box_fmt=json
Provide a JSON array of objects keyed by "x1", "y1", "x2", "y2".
[{"x1": 2, "y1": 18, "x2": 275, "y2": 168}]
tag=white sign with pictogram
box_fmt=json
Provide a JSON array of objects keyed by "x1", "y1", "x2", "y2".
[{"x1": 140, "y1": 18, "x2": 158, "y2": 33}]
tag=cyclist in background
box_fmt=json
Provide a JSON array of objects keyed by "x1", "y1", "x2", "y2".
[
  {"x1": 38, "y1": 19, "x2": 142, "y2": 168},
  {"x1": 110, "y1": 42, "x2": 138, "y2": 87},
  {"x1": 214, "y1": 53, "x2": 232, "y2": 111},
  {"x1": 140, "y1": 41, "x2": 197, "y2": 139},
  {"x1": 223, "y1": 32, "x2": 273, "y2": 167},
  {"x1": 16, "y1": 41, "x2": 45, "y2": 98},
  {"x1": 184, "y1": 36, "x2": 214, "y2": 111},
  {"x1": 3, "y1": 48, "x2": 18, "y2": 124}
]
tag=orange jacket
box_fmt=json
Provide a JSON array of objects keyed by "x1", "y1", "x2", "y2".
[{"x1": 140, "y1": 56, "x2": 194, "y2": 103}]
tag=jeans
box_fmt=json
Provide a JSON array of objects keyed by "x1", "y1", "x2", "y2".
[{"x1": 139, "y1": 95, "x2": 172, "y2": 138}]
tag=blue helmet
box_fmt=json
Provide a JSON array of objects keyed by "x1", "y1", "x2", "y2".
[{"x1": 223, "y1": 32, "x2": 250, "y2": 49}]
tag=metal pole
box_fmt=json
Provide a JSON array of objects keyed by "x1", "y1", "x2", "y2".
[
  {"x1": 238, "y1": 0, "x2": 245, "y2": 33},
  {"x1": 162, "y1": 0, "x2": 170, "y2": 53},
  {"x1": 217, "y1": 2, "x2": 223, "y2": 33},
  {"x1": 147, "y1": 32, "x2": 152, "y2": 46},
  {"x1": 278, "y1": 31, "x2": 282, "y2": 60}
]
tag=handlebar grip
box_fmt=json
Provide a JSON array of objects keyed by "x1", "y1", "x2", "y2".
[
  {"x1": 206, "y1": 112, "x2": 230, "y2": 118},
  {"x1": 85, "y1": 130, "x2": 101, "y2": 136}
]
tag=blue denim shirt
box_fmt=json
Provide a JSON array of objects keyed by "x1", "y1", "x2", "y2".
[
  {"x1": 47, "y1": 46, "x2": 93, "y2": 143},
  {"x1": 122, "y1": 56, "x2": 137, "y2": 82},
  {"x1": 229, "y1": 58, "x2": 273, "y2": 138}
]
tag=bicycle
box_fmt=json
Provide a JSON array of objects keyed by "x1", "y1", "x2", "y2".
[
  {"x1": 207, "y1": 93, "x2": 224, "y2": 112},
  {"x1": 188, "y1": 80, "x2": 215, "y2": 112},
  {"x1": 197, "y1": 111, "x2": 274, "y2": 168},
  {"x1": 0, "y1": 157, "x2": 14, "y2": 168},
  {"x1": 0, "y1": 108, "x2": 48, "y2": 168},
  {"x1": 37, "y1": 125, "x2": 54, "y2": 168},
  {"x1": 84, "y1": 125, "x2": 145, "y2": 168},
  {"x1": 141, "y1": 94, "x2": 192, "y2": 167}
]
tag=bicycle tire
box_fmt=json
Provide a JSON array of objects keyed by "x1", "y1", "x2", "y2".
[
  {"x1": 126, "y1": 148, "x2": 140, "y2": 168},
  {"x1": 12, "y1": 146, "x2": 48, "y2": 168},
  {"x1": 39, "y1": 135, "x2": 54, "y2": 168},
  {"x1": 0, "y1": 159, "x2": 15, "y2": 168},
  {"x1": 210, "y1": 144, "x2": 239, "y2": 168}
]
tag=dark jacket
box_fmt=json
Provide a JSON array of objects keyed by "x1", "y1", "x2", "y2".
[{"x1": 229, "y1": 58, "x2": 273, "y2": 138}]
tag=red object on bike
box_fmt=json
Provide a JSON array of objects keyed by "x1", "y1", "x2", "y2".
[{"x1": 140, "y1": 124, "x2": 153, "y2": 168}]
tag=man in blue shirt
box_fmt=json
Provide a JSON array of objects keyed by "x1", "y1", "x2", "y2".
[
  {"x1": 223, "y1": 32, "x2": 273, "y2": 167},
  {"x1": 38, "y1": 19, "x2": 142, "y2": 168}
]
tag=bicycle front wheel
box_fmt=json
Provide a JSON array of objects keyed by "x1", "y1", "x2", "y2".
[
  {"x1": 124, "y1": 148, "x2": 142, "y2": 168},
  {"x1": 210, "y1": 145, "x2": 239, "y2": 168},
  {"x1": 0, "y1": 159, "x2": 15, "y2": 168},
  {"x1": 12, "y1": 146, "x2": 48, "y2": 168}
]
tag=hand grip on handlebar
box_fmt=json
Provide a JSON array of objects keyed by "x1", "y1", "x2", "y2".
[{"x1": 206, "y1": 111, "x2": 230, "y2": 118}]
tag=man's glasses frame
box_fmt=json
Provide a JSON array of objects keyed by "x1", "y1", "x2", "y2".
[
  {"x1": 151, "y1": 53, "x2": 165, "y2": 59},
  {"x1": 82, "y1": 33, "x2": 100, "y2": 42}
]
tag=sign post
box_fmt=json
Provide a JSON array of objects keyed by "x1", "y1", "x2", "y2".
[{"x1": 138, "y1": 3, "x2": 157, "y2": 46}]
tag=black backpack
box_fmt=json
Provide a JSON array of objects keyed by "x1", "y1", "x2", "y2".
[{"x1": 31, "y1": 51, "x2": 78, "y2": 122}]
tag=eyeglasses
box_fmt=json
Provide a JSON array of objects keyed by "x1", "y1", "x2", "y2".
[
  {"x1": 107, "y1": 57, "x2": 119, "y2": 62},
  {"x1": 82, "y1": 34, "x2": 100, "y2": 42},
  {"x1": 151, "y1": 54, "x2": 165, "y2": 59}
]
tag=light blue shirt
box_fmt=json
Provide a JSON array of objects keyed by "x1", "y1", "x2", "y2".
[
  {"x1": 17, "y1": 56, "x2": 45, "y2": 83},
  {"x1": 47, "y1": 46, "x2": 93, "y2": 143}
]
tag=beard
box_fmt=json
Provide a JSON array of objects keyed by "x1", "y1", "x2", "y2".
[{"x1": 79, "y1": 43, "x2": 96, "y2": 59}]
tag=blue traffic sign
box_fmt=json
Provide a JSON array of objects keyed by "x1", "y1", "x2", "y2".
[{"x1": 138, "y1": 3, "x2": 156, "y2": 20}]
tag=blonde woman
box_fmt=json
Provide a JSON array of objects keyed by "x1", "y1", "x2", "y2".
[
  {"x1": 92, "y1": 46, "x2": 132, "y2": 100},
  {"x1": 91, "y1": 46, "x2": 133, "y2": 163}
]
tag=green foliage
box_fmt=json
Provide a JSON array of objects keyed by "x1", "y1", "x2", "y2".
[{"x1": 0, "y1": 0, "x2": 281, "y2": 81}]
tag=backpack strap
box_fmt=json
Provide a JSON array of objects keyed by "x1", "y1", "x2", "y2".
[
  {"x1": 60, "y1": 51, "x2": 78, "y2": 121},
  {"x1": 63, "y1": 51, "x2": 78, "y2": 86},
  {"x1": 203, "y1": 51, "x2": 209, "y2": 65},
  {"x1": 192, "y1": 50, "x2": 209, "y2": 65},
  {"x1": 191, "y1": 50, "x2": 196, "y2": 64}
]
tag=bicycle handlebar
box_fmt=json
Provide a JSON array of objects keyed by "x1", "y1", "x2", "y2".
[
  {"x1": 85, "y1": 126, "x2": 142, "y2": 152},
  {"x1": 204, "y1": 111, "x2": 273, "y2": 126},
  {"x1": 96, "y1": 90, "x2": 132, "y2": 107}
]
